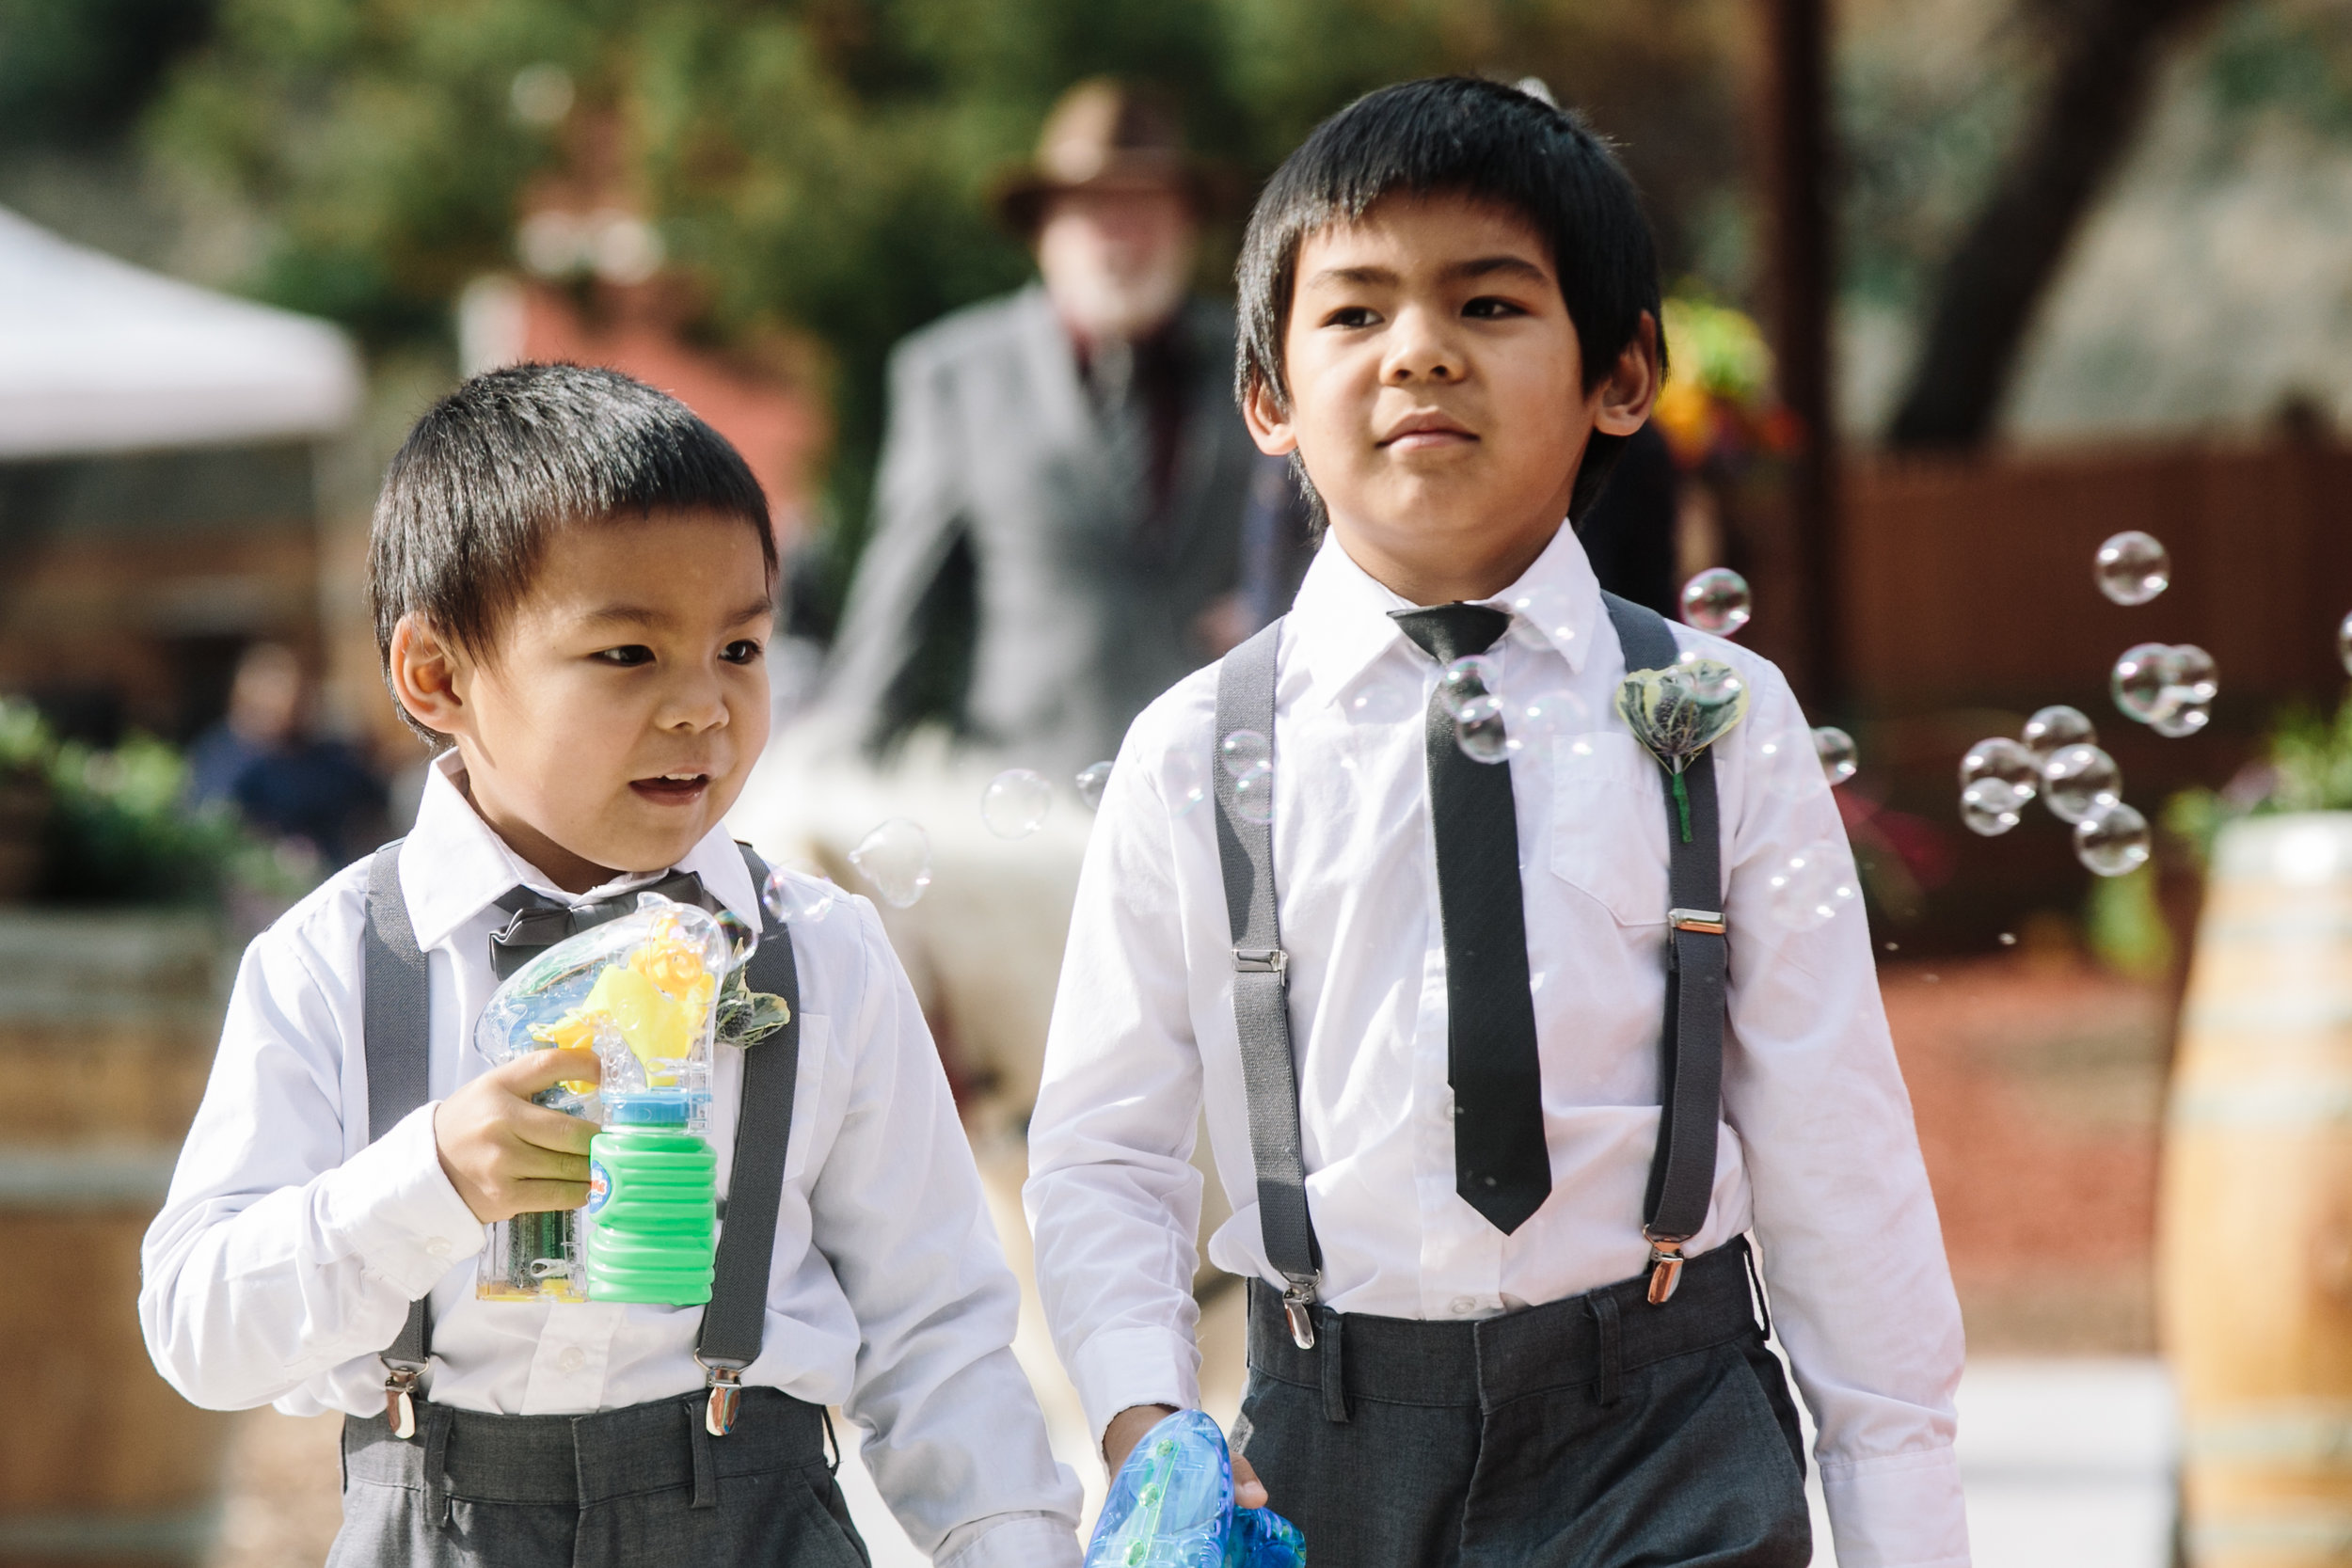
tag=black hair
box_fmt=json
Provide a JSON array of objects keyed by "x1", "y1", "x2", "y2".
[
  {"x1": 369, "y1": 363, "x2": 774, "y2": 736},
  {"x1": 1235, "y1": 76, "x2": 1665, "y2": 526}
]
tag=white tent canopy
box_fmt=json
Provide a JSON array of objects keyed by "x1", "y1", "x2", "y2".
[{"x1": 0, "y1": 205, "x2": 361, "y2": 460}]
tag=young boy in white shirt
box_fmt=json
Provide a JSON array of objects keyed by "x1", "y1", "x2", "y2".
[
  {"x1": 1025, "y1": 78, "x2": 1970, "y2": 1567},
  {"x1": 141, "y1": 365, "x2": 1083, "y2": 1567}
]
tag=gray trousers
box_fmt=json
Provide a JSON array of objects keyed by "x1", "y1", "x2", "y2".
[
  {"x1": 327, "y1": 1387, "x2": 869, "y2": 1567},
  {"x1": 1233, "y1": 1241, "x2": 1811, "y2": 1568}
]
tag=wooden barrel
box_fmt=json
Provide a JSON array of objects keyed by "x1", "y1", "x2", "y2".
[
  {"x1": 0, "y1": 910, "x2": 234, "y2": 1568},
  {"x1": 2164, "y1": 813, "x2": 2352, "y2": 1565}
]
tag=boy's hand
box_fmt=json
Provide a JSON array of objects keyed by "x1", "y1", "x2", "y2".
[
  {"x1": 1103, "y1": 1403, "x2": 1270, "y2": 1511},
  {"x1": 432, "y1": 1048, "x2": 602, "y2": 1223}
]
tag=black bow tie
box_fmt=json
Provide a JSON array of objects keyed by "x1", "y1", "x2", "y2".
[{"x1": 487, "y1": 868, "x2": 717, "y2": 980}]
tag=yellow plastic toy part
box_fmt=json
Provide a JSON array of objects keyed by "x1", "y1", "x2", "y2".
[{"x1": 529, "y1": 913, "x2": 717, "y2": 1082}]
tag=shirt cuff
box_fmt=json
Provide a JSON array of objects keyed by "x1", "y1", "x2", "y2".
[
  {"x1": 1072, "y1": 1325, "x2": 1202, "y2": 1447},
  {"x1": 1819, "y1": 1443, "x2": 1970, "y2": 1568},
  {"x1": 314, "y1": 1101, "x2": 484, "y2": 1297},
  {"x1": 934, "y1": 1511, "x2": 1084, "y2": 1568}
]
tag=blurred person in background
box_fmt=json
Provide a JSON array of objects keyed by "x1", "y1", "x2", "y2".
[
  {"x1": 185, "y1": 641, "x2": 386, "y2": 866},
  {"x1": 810, "y1": 77, "x2": 1265, "y2": 780}
]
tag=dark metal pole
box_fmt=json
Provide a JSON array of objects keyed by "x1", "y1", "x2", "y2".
[{"x1": 1762, "y1": 0, "x2": 1842, "y2": 711}]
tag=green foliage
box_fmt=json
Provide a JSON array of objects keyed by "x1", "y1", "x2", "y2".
[
  {"x1": 144, "y1": 0, "x2": 1750, "y2": 593},
  {"x1": 2085, "y1": 864, "x2": 2171, "y2": 981},
  {"x1": 0, "y1": 0, "x2": 216, "y2": 150},
  {"x1": 2206, "y1": 0, "x2": 2352, "y2": 141},
  {"x1": 0, "y1": 699, "x2": 307, "y2": 907},
  {"x1": 2167, "y1": 689, "x2": 2352, "y2": 865}
]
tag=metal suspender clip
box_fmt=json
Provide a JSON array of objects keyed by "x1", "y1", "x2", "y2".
[
  {"x1": 1280, "y1": 1278, "x2": 1319, "y2": 1350},
  {"x1": 1233, "y1": 946, "x2": 1288, "y2": 977},
  {"x1": 1667, "y1": 909, "x2": 1726, "y2": 935},
  {"x1": 1643, "y1": 1231, "x2": 1687, "y2": 1305},
  {"x1": 383, "y1": 1362, "x2": 422, "y2": 1440},
  {"x1": 700, "y1": 1361, "x2": 745, "y2": 1437}
]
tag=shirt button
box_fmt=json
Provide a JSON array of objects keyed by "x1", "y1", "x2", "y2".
[
  {"x1": 424, "y1": 1237, "x2": 452, "y2": 1258},
  {"x1": 556, "y1": 1346, "x2": 586, "y2": 1374},
  {"x1": 1450, "y1": 1296, "x2": 1478, "y2": 1316}
]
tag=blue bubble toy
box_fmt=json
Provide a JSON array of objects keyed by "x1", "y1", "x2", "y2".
[{"x1": 1084, "y1": 1409, "x2": 1306, "y2": 1568}]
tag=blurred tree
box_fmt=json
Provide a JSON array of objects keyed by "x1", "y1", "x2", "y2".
[
  {"x1": 143, "y1": 0, "x2": 1751, "y2": 617},
  {"x1": 1885, "y1": 0, "x2": 2230, "y2": 449},
  {"x1": 0, "y1": 0, "x2": 216, "y2": 150}
]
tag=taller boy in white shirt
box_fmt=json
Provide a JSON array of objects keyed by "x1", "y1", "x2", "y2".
[
  {"x1": 1025, "y1": 78, "x2": 1970, "y2": 1567},
  {"x1": 141, "y1": 364, "x2": 1083, "y2": 1567}
]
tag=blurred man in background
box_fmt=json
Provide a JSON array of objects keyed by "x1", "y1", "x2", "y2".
[
  {"x1": 184, "y1": 641, "x2": 385, "y2": 867},
  {"x1": 812, "y1": 77, "x2": 1265, "y2": 780}
]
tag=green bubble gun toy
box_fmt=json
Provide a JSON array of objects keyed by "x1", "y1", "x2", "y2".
[{"x1": 1085, "y1": 1410, "x2": 1306, "y2": 1568}]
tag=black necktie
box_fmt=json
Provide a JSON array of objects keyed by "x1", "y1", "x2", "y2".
[
  {"x1": 1391, "y1": 603, "x2": 1552, "y2": 1234},
  {"x1": 488, "y1": 868, "x2": 716, "y2": 979}
]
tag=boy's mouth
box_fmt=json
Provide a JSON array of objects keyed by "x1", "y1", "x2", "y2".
[
  {"x1": 629, "y1": 771, "x2": 711, "y2": 805},
  {"x1": 1377, "y1": 410, "x2": 1477, "y2": 451}
]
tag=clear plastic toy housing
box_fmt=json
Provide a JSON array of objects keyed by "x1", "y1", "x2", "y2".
[
  {"x1": 472, "y1": 895, "x2": 731, "y2": 1303},
  {"x1": 1085, "y1": 1410, "x2": 1307, "y2": 1568}
]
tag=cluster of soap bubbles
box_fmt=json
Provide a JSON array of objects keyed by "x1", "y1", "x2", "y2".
[
  {"x1": 1956, "y1": 705, "x2": 2149, "y2": 877},
  {"x1": 2091, "y1": 531, "x2": 2218, "y2": 738},
  {"x1": 1430, "y1": 655, "x2": 1588, "y2": 766}
]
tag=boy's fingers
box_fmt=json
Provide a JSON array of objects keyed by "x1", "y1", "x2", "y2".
[
  {"x1": 509, "y1": 1101, "x2": 601, "y2": 1156},
  {"x1": 1232, "y1": 1453, "x2": 1269, "y2": 1511},
  {"x1": 494, "y1": 1048, "x2": 602, "y2": 1095},
  {"x1": 505, "y1": 1179, "x2": 593, "y2": 1213},
  {"x1": 493, "y1": 1139, "x2": 593, "y2": 1184}
]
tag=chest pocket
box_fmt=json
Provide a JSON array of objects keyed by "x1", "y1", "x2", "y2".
[{"x1": 1548, "y1": 730, "x2": 1672, "y2": 927}]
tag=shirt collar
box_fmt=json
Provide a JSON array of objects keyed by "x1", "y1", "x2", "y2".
[
  {"x1": 1281, "y1": 519, "x2": 1603, "y2": 703},
  {"x1": 401, "y1": 752, "x2": 762, "y2": 952}
]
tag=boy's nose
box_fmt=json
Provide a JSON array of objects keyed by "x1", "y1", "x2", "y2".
[{"x1": 1383, "y1": 307, "x2": 1464, "y2": 383}]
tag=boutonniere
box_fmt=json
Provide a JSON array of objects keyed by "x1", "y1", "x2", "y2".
[
  {"x1": 715, "y1": 965, "x2": 792, "y2": 1048},
  {"x1": 1616, "y1": 656, "x2": 1751, "y2": 843}
]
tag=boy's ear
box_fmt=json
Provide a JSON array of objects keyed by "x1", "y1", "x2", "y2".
[
  {"x1": 387, "y1": 612, "x2": 469, "y2": 740},
  {"x1": 1242, "y1": 375, "x2": 1300, "y2": 458},
  {"x1": 1593, "y1": 310, "x2": 1662, "y2": 438}
]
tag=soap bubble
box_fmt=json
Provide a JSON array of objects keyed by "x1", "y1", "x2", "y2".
[
  {"x1": 2095, "y1": 531, "x2": 2170, "y2": 606},
  {"x1": 1674, "y1": 649, "x2": 1746, "y2": 704},
  {"x1": 2042, "y1": 744, "x2": 2122, "y2": 825},
  {"x1": 2340, "y1": 610, "x2": 2352, "y2": 676},
  {"x1": 849, "y1": 818, "x2": 932, "y2": 908},
  {"x1": 1165, "y1": 746, "x2": 1209, "y2": 817},
  {"x1": 1219, "y1": 729, "x2": 1271, "y2": 777},
  {"x1": 2074, "y1": 800, "x2": 2153, "y2": 878},
  {"x1": 1075, "y1": 760, "x2": 1113, "y2": 811},
  {"x1": 2111, "y1": 642, "x2": 2178, "y2": 724},
  {"x1": 1961, "y1": 737, "x2": 2040, "y2": 801},
  {"x1": 1960, "y1": 778, "x2": 2028, "y2": 837},
  {"x1": 1454, "y1": 694, "x2": 1509, "y2": 763},
  {"x1": 761, "y1": 866, "x2": 840, "y2": 926},
  {"x1": 1756, "y1": 728, "x2": 1823, "y2": 800},
  {"x1": 2022, "y1": 705, "x2": 2097, "y2": 763},
  {"x1": 1438, "y1": 657, "x2": 1499, "y2": 719},
  {"x1": 1233, "y1": 761, "x2": 1275, "y2": 825},
  {"x1": 2166, "y1": 643, "x2": 2218, "y2": 705},
  {"x1": 1505, "y1": 688, "x2": 1587, "y2": 754},
  {"x1": 980, "y1": 768, "x2": 1052, "y2": 839},
  {"x1": 715, "y1": 910, "x2": 758, "y2": 970},
  {"x1": 1812, "y1": 726, "x2": 1858, "y2": 786},
  {"x1": 1680, "y1": 567, "x2": 1753, "y2": 636},
  {"x1": 1348, "y1": 679, "x2": 1422, "y2": 724},
  {"x1": 1765, "y1": 847, "x2": 1859, "y2": 933},
  {"x1": 2152, "y1": 701, "x2": 2211, "y2": 739},
  {"x1": 1504, "y1": 583, "x2": 1579, "y2": 649}
]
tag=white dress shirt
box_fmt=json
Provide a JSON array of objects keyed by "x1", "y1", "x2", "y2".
[
  {"x1": 1025, "y1": 526, "x2": 1969, "y2": 1568},
  {"x1": 142, "y1": 752, "x2": 1082, "y2": 1568}
]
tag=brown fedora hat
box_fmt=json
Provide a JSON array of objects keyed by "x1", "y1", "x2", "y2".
[{"x1": 993, "y1": 78, "x2": 1216, "y2": 232}]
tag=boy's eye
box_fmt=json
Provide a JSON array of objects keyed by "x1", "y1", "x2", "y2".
[
  {"x1": 1321, "y1": 306, "x2": 1379, "y2": 329},
  {"x1": 721, "y1": 639, "x2": 764, "y2": 666},
  {"x1": 1463, "y1": 295, "x2": 1528, "y2": 320},
  {"x1": 594, "y1": 644, "x2": 655, "y2": 667}
]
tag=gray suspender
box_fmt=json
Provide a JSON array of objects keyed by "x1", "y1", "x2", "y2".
[
  {"x1": 360, "y1": 839, "x2": 802, "y2": 1439},
  {"x1": 1212, "y1": 593, "x2": 1727, "y2": 1338},
  {"x1": 1213, "y1": 622, "x2": 1322, "y2": 1349},
  {"x1": 1597, "y1": 592, "x2": 1727, "y2": 1304}
]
